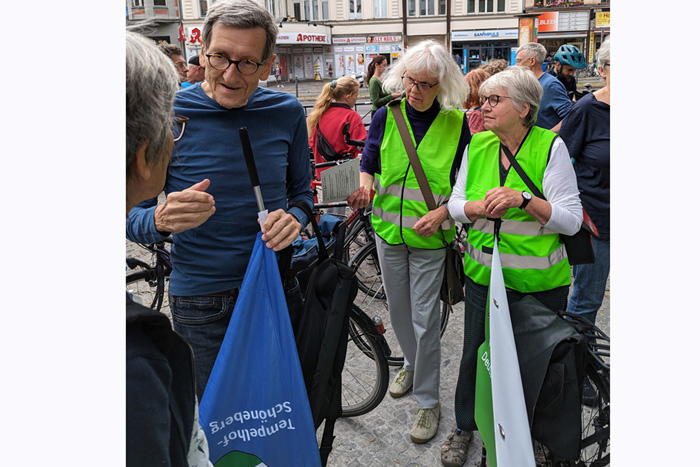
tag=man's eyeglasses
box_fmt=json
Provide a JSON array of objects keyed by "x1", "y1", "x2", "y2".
[
  {"x1": 172, "y1": 115, "x2": 189, "y2": 142},
  {"x1": 479, "y1": 95, "x2": 512, "y2": 108},
  {"x1": 402, "y1": 75, "x2": 439, "y2": 93},
  {"x1": 204, "y1": 53, "x2": 264, "y2": 75}
]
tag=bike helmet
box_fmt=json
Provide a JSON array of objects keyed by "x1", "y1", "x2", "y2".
[{"x1": 553, "y1": 44, "x2": 586, "y2": 69}]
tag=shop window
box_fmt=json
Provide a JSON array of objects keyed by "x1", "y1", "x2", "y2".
[
  {"x1": 266, "y1": 0, "x2": 276, "y2": 17},
  {"x1": 349, "y1": 0, "x2": 362, "y2": 19},
  {"x1": 467, "y1": 0, "x2": 504, "y2": 14},
  {"x1": 374, "y1": 0, "x2": 387, "y2": 18},
  {"x1": 408, "y1": 0, "x2": 445, "y2": 16}
]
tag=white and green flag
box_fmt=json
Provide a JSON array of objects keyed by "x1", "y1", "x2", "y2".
[{"x1": 474, "y1": 238, "x2": 535, "y2": 467}]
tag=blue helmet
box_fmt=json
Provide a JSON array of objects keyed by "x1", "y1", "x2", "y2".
[{"x1": 553, "y1": 44, "x2": 586, "y2": 69}]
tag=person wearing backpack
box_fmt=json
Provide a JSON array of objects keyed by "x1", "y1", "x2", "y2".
[
  {"x1": 307, "y1": 76, "x2": 367, "y2": 180},
  {"x1": 347, "y1": 39, "x2": 470, "y2": 445}
]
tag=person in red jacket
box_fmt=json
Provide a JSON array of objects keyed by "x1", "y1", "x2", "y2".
[{"x1": 307, "y1": 76, "x2": 367, "y2": 181}]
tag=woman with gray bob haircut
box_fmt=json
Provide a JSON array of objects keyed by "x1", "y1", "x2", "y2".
[
  {"x1": 126, "y1": 30, "x2": 179, "y2": 201},
  {"x1": 347, "y1": 39, "x2": 471, "y2": 446},
  {"x1": 442, "y1": 65, "x2": 582, "y2": 467},
  {"x1": 126, "y1": 30, "x2": 212, "y2": 467},
  {"x1": 480, "y1": 65, "x2": 542, "y2": 127}
]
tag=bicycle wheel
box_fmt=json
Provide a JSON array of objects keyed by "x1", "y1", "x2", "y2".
[
  {"x1": 536, "y1": 324, "x2": 610, "y2": 467},
  {"x1": 341, "y1": 306, "x2": 389, "y2": 417},
  {"x1": 126, "y1": 266, "x2": 168, "y2": 312},
  {"x1": 350, "y1": 241, "x2": 451, "y2": 367}
]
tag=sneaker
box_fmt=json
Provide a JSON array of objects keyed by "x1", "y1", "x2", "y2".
[
  {"x1": 411, "y1": 402, "x2": 440, "y2": 444},
  {"x1": 389, "y1": 367, "x2": 414, "y2": 398},
  {"x1": 582, "y1": 378, "x2": 598, "y2": 407}
]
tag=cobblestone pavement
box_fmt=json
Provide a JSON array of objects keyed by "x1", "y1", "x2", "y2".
[{"x1": 126, "y1": 233, "x2": 610, "y2": 467}]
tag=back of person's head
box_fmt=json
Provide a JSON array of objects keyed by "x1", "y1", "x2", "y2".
[
  {"x1": 464, "y1": 68, "x2": 489, "y2": 109},
  {"x1": 480, "y1": 66, "x2": 542, "y2": 128},
  {"x1": 157, "y1": 42, "x2": 183, "y2": 60},
  {"x1": 383, "y1": 39, "x2": 469, "y2": 112},
  {"x1": 516, "y1": 42, "x2": 547, "y2": 65},
  {"x1": 202, "y1": 0, "x2": 278, "y2": 61},
  {"x1": 367, "y1": 55, "x2": 387, "y2": 77},
  {"x1": 596, "y1": 37, "x2": 610, "y2": 69},
  {"x1": 480, "y1": 59, "x2": 508, "y2": 77},
  {"x1": 307, "y1": 76, "x2": 360, "y2": 135},
  {"x1": 127, "y1": 31, "x2": 179, "y2": 182},
  {"x1": 188, "y1": 55, "x2": 200, "y2": 66}
]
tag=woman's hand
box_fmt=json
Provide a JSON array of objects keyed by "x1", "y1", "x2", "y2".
[
  {"x1": 391, "y1": 92, "x2": 401, "y2": 99},
  {"x1": 483, "y1": 187, "x2": 523, "y2": 218},
  {"x1": 414, "y1": 206, "x2": 448, "y2": 237}
]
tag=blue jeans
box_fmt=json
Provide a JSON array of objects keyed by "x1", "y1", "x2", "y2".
[
  {"x1": 566, "y1": 236, "x2": 610, "y2": 325},
  {"x1": 171, "y1": 278, "x2": 303, "y2": 400}
]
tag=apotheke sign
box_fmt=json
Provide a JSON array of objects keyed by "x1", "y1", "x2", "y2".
[
  {"x1": 451, "y1": 29, "x2": 518, "y2": 41},
  {"x1": 277, "y1": 32, "x2": 329, "y2": 44}
]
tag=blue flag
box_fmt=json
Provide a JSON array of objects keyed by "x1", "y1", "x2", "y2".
[{"x1": 199, "y1": 232, "x2": 321, "y2": 467}]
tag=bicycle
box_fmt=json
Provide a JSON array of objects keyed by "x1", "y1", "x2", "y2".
[
  {"x1": 534, "y1": 313, "x2": 610, "y2": 466},
  {"x1": 126, "y1": 239, "x2": 172, "y2": 313}
]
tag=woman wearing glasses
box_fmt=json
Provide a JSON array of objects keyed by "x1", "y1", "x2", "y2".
[
  {"x1": 347, "y1": 39, "x2": 470, "y2": 445},
  {"x1": 442, "y1": 66, "x2": 582, "y2": 467}
]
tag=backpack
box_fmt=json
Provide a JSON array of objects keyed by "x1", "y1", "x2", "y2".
[
  {"x1": 316, "y1": 123, "x2": 351, "y2": 162},
  {"x1": 280, "y1": 201, "x2": 359, "y2": 466}
]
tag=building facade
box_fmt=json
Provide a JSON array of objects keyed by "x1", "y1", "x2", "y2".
[
  {"x1": 126, "y1": 0, "x2": 184, "y2": 47},
  {"x1": 126, "y1": 0, "x2": 610, "y2": 81}
]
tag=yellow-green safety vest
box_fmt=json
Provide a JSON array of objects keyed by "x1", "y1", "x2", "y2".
[
  {"x1": 371, "y1": 100, "x2": 464, "y2": 249},
  {"x1": 464, "y1": 128, "x2": 571, "y2": 292}
]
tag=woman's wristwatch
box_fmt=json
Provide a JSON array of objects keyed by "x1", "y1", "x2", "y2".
[{"x1": 519, "y1": 191, "x2": 532, "y2": 209}]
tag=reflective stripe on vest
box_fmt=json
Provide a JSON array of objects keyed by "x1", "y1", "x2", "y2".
[
  {"x1": 463, "y1": 128, "x2": 570, "y2": 292},
  {"x1": 370, "y1": 100, "x2": 463, "y2": 248}
]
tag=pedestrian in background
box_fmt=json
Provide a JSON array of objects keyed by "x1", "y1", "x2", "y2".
[
  {"x1": 367, "y1": 55, "x2": 401, "y2": 118},
  {"x1": 443, "y1": 66, "x2": 582, "y2": 467},
  {"x1": 347, "y1": 39, "x2": 470, "y2": 446},
  {"x1": 182, "y1": 55, "x2": 205, "y2": 88},
  {"x1": 126, "y1": 30, "x2": 212, "y2": 467},
  {"x1": 307, "y1": 76, "x2": 366, "y2": 180},
  {"x1": 274, "y1": 62, "x2": 284, "y2": 87},
  {"x1": 157, "y1": 42, "x2": 188, "y2": 83},
  {"x1": 463, "y1": 68, "x2": 489, "y2": 134},
  {"x1": 561, "y1": 37, "x2": 611, "y2": 327}
]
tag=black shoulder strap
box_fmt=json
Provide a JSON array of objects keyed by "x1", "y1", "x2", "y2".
[{"x1": 500, "y1": 144, "x2": 546, "y2": 201}]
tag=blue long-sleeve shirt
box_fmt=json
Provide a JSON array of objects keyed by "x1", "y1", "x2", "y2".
[
  {"x1": 536, "y1": 72, "x2": 572, "y2": 130},
  {"x1": 127, "y1": 84, "x2": 313, "y2": 296}
]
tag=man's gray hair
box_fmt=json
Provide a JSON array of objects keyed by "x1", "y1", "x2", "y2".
[
  {"x1": 516, "y1": 42, "x2": 547, "y2": 65},
  {"x1": 382, "y1": 39, "x2": 469, "y2": 112},
  {"x1": 597, "y1": 37, "x2": 610, "y2": 69},
  {"x1": 126, "y1": 31, "x2": 179, "y2": 180},
  {"x1": 480, "y1": 66, "x2": 543, "y2": 128},
  {"x1": 202, "y1": 0, "x2": 278, "y2": 61}
]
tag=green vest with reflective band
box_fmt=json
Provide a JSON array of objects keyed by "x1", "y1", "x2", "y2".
[
  {"x1": 371, "y1": 100, "x2": 462, "y2": 249},
  {"x1": 463, "y1": 128, "x2": 570, "y2": 292}
]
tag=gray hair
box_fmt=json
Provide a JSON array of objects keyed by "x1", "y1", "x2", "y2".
[
  {"x1": 516, "y1": 42, "x2": 547, "y2": 65},
  {"x1": 597, "y1": 37, "x2": 610, "y2": 69},
  {"x1": 202, "y1": 0, "x2": 278, "y2": 61},
  {"x1": 480, "y1": 66, "x2": 543, "y2": 128},
  {"x1": 383, "y1": 39, "x2": 469, "y2": 112},
  {"x1": 126, "y1": 31, "x2": 179, "y2": 180}
]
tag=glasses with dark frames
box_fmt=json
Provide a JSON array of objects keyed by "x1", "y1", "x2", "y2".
[
  {"x1": 172, "y1": 115, "x2": 189, "y2": 142},
  {"x1": 401, "y1": 75, "x2": 439, "y2": 93},
  {"x1": 479, "y1": 95, "x2": 512, "y2": 108},
  {"x1": 204, "y1": 53, "x2": 264, "y2": 75}
]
